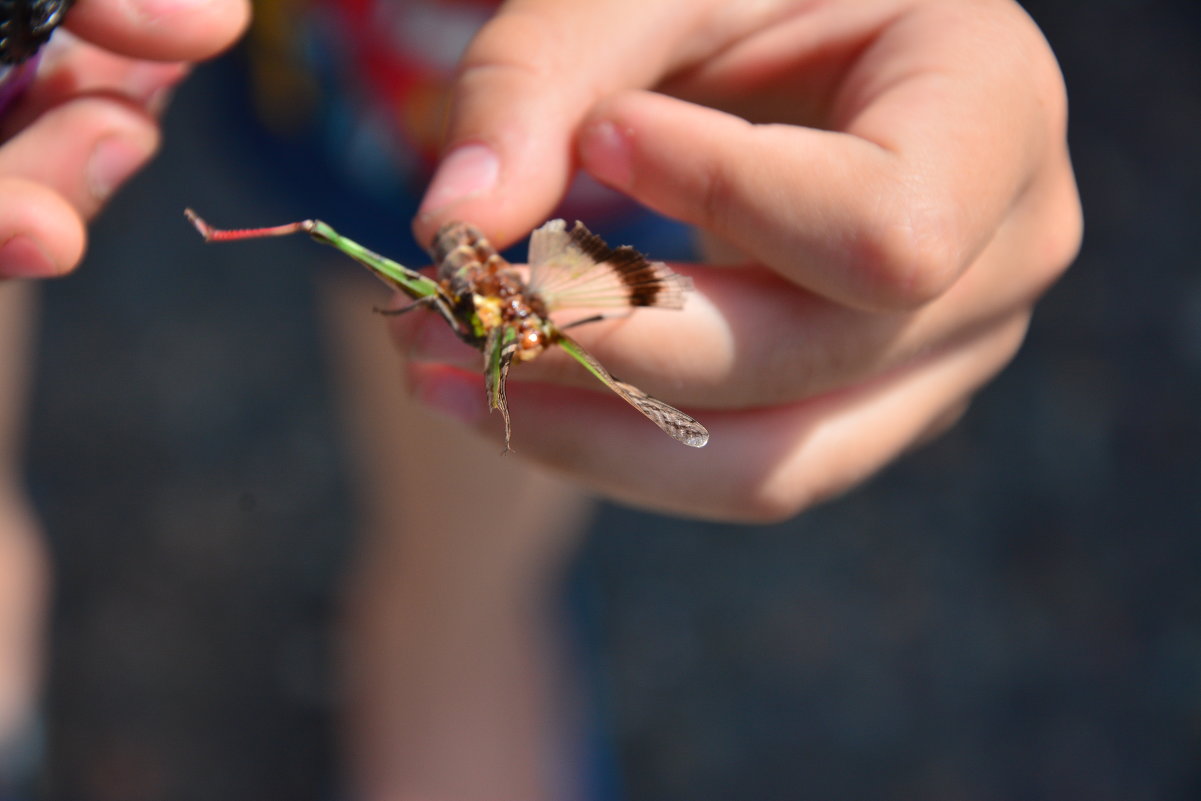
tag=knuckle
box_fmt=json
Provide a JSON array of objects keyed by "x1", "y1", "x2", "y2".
[
  {"x1": 1042, "y1": 173, "x2": 1084, "y2": 280},
  {"x1": 850, "y1": 201, "x2": 968, "y2": 309},
  {"x1": 694, "y1": 156, "x2": 730, "y2": 234},
  {"x1": 1017, "y1": 152, "x2": 1082, "y2": 294}
]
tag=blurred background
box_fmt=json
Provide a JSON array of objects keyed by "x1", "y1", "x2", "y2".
[{"x1": 14, "y1": 0, "x2": 1201, "y2": 799}]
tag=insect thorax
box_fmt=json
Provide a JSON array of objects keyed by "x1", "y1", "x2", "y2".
[
  {"x1": 432, "y1": 220, "x2": 552, "y2": 362},
  {"x1": 468, "y1": 283, "x2": 552, "y2": 362}
]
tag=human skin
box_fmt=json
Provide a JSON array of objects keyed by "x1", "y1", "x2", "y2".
[
  {"x1": 0, "y1": 0, "x2": 250, "y2": 278},
  {"x1": 399, "y1": 0, "x2": 1082, "y2": 522},
  {"x1": 0, "y1": 0, "x2": 249, "y2": 755}
]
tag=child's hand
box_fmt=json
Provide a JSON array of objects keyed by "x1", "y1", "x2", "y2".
[
  {"x1": 406, "y1": 0, "x2": 1081, "y2": 522},
  {"x1": 0, "y1": 0, "x2": 249, "y2": 278}
]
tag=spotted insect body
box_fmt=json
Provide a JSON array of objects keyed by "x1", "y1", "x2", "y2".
[{"x1": 186, "y1": 210, "x2": 709, "y2": 450}]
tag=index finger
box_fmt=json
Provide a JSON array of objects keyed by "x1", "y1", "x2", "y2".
[
  {"x1": 64, "y1": 0, "x2": 249, "y2": 62},
  {"x1": 411, "y1": 0, "x2": 728, "y2": 248}
]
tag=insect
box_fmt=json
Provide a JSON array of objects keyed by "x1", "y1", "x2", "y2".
[{"x1": 184, "y1": 211, "x2": 709, "y2": 450}]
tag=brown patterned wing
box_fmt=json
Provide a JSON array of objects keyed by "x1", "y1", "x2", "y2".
[{"x1": 527, "y1": 219, "x2": 692, "y2": 311}]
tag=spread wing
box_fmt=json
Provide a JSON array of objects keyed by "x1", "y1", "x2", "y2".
[
  {"x1": 555, "y1": 333, "x2": 709, "y2": 448},
  {"x1": 527, "y1": 219, "x2": 692, "y2": 312}
]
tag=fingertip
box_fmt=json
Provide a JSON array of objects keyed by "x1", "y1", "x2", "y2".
[
  {"x1": 66, "y1": 0, "x2": 251, "y2": 62},
  {"x1": 412, "y1": 7, "x2": 609, "y2": 246},
  {"x1": 412, "y1": 142, "x2": 503, "y2": 246},
  {"x1": 577, "y1": 91, "x2": 747, "y2": 229},
  {"x1": 413, "y1": 128, "x2": 571, "y2": 249},
  {"x1": 412, "y1": 65, "x2": 573, "y2": 247},
  {"x1": 0, "y1": 180, "x2": 87, "y2": 278},
  {"x1": 0, "y1": 237, "x2": 60, "y2": 279}
]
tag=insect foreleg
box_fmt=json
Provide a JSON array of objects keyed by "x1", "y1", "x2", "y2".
[
  {"x1": 373, "y1": 294, "x2": 470, "y2": 339},
  {"x1": 557, "y1": 311, "x2": 633, "y2": 332}
]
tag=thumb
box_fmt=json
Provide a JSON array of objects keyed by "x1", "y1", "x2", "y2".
[{"x1": 411, "y1": 0, "x2": 712, "y2": 250}]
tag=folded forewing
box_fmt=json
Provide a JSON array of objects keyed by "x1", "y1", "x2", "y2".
[{"x1": 527, "y1": 220, "x2": 692, "y2": 312}]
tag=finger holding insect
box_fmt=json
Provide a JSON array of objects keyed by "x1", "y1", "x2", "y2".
[
  {"x1": 411, "y1": 0, "x2": 768, "y2": 248},
  {"x1": 411, "y1": 0, "x2": 1078, "y2": 413},
  {"x1": 396, "y1": 226, "x2": 1054, "y2": 415},
  {"x1": 408, "y1": 313, "x2": 1029, "y2": 521}
]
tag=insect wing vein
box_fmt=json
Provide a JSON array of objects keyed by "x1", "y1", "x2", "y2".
[
  {"x1": 556, "y1": 334, "x2": 709, "y2": 448},
  {"x1": 528, "y1": 220, "x2": 692, "y2": 312}
]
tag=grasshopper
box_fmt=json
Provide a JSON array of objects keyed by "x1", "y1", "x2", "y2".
[{"x1": 185, "y1": 211, "x2": 708, "y2": 450}]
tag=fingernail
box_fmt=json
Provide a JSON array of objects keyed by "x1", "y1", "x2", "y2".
[
  {"x1": 418, "y1": 143, "x2": 500, "y2": 215},
  {"x1": 411, "y1": 364, "x2": 486, "y2": 424},
  {"x1": 579, "y1": 119, "x2": 634, "y2": 190},
  {"x1": 143, "y1": 86, "x2": 176, "y2": 118},
  {"x1": 0, "y1": 236, "x2": 60, "y2": 278},
  {"x1": 87, "y1": 135, "x2": 152, "y2": 203}
]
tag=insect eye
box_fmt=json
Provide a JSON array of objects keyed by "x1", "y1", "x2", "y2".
[{"x1": 0, "y1": 0, "x2": 73, "y2": 65}]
